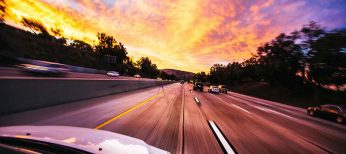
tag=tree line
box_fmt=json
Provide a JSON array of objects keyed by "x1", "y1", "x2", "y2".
[
  {"x1": 0, "y1": 0, "x2": 174, "y2": 79},
  {"x1": 194, "y1": 22, "x2": 346, "y2": 91}
]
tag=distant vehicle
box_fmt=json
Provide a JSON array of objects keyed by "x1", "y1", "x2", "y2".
[
  {"x1": 307, "y1": 104, "x2": 345, "y2": 124},
  {"x1": 17, "y1": 60, "x2": 69, "y2": 76},
  {"x1": 193, "y1": 82, "x2": 203, "y2": 91},
  {"x1": 218, "y1": 85, "x2": 228, "y2": 94},
  {"x1": 157, "y1": 77, "x2": 162, "y2": 80},
  {"x1": 0, "y1": 126, "x2": 168, "y2": 154},
  {"x1": 134, "y1": 74, "x2": 141, "y2": 78},
  {"x1": 208, "y1": 85, "x2": 219, "y2": 94},
  {"x1": 106, "y1": 71, "x2": 120, "y2": 77},
  {"x1": 180, "y1": 80, "x2": 184, "y2": 84}
]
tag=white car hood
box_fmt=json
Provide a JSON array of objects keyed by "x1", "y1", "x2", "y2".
[{"x1": 0, "y1": 126, "x2": 169, "y2": 154}]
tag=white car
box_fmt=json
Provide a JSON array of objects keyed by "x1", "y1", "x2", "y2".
[
  {"x1": 106, "y1": 71, "x2": 120, "y2": 77},
  {"x1": 134, "y1": 74, "x2": 141, "y2": 78},
  {"x1": 0, "y1": 126, "x2": 169, "y2": 154},
  {"x1": 208, "y1": 85, "x2": 219, "y2": 94}
]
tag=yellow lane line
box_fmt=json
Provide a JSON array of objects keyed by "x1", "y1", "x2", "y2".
[{"x1": 94, "y1": 91, "x2": 162, "y2": 130}]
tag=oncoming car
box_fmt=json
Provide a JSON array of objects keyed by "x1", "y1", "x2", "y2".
[
  {"x1": 17, "y1": 60, "x2": 69, "y2": 76},
  {"x1": 0, "y1": 126, "x2": 169, "y2": 154},
  {"x1": 106, "y1": 71, "x2": 120, "y2": 77},
  {"x1": 208, "y1": 85, "x2": 219, "y2": 94},
  {"x1": 307, "y1": 104, "x2": 345, "y2": 124}
]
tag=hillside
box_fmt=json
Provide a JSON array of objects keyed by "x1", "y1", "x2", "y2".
[{"x1": 161, "y1": 69, "x2": 195, "y2": 80}]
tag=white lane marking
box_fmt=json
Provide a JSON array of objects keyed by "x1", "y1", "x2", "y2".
[
  {"x1": 254, "y1": 106, "x2": 295, "y2": 120},
  {"x1": 228, "y1": 92, "x2": 305, "y2": 112},
  {"x1": 194, "y1": 96, "x2": 200, "y2": 103},
  {"x1": 210, "y1": 93, "x2": 252, "y2": 115},
  {"x1": 226, "y1": 95, "x2": 250, "y2": 104},
  {"x1": 227, "y1": 95, "x2": 294, "y2": 118},
  {"x1": 208, "y1": 120, "x2": 236, "y2": 154},
  {"x1": 231, "y1": 104, "x2": 252, "y2": 114}
]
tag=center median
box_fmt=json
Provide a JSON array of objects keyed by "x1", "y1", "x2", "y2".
[{"x1": 0, "y1": 78, "x2": 173, "y2": 114}]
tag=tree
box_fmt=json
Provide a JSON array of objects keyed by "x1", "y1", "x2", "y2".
[
  {"x1": 257, "y1": 33, "x2": 303, "y2": 85},
  {"x1": 95, "y1": 33, "x2": 128, "y2": 64},
  {"x1": 21, "y1": 17, "x2": 50, "y2": 36},
  {"x1": 50, "y1": 27, "x2": 63, "y2": 37},
  {"x1": 94, "y1": 33, "x2": 130, "y2": 72},
  {"x1": 299, "y1": 21, "x2": 326, "y2": 82},
  {"x1": 193, "y1": 71, "x2": 207, "y2": 83},
  {"x1": 309, "y1": 29, "x2": 346, "y2": 90},
  {"x1": 0, "y1": 0, "x2": 6, "y2": 22},
  {"x1": 70, "y1": 40, "x2": 93, "y2": 53},
  {"x1": 241, "y1": 57, "x2": 262, "y2": 81},
  {"x1": 209, "y1": 64, "x2": 228, "y2": 84},
  {"x1": 136, "y1": 57, "x2": 159, "y2": 78}
]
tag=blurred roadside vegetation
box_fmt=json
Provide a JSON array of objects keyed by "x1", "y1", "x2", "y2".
[
  {"x1": 193, "y1": 22, "x2": 346, "y2": 107},
  {"x1": 0, "y1": 0, "x2": 175, "y2": 79}
]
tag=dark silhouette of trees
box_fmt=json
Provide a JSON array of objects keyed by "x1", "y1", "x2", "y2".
[
  {"x1": 136, "y1": 57, "x2": 159, "y2": 78},
  {"x1": 50, "y1": 27, "x2": 63, "y2": 37},
  {"x1": 70, "y1": 40, "x2": 93, "y2": 53},
  {"x1": 193, "y1": 71, "x2": 208, "y2": 83},
  {"x1": 299, "y1": 21, "x2": 326, "y2": 83},
  {"x1": 257, "y1": 33, "x2": 303, "y2": 85},
  {"x1": 95, "y1": 33, "x2": 128, "y2": 64},
  {"x1": 0, "y1": 0, "x2": 6, "y2": 22},
  {"x1": 1, "y1": 22, "x2": 162, "y2": 78},
  {"x1": 94, "y1": 33, "x2": 131, "y2": 73},
  {"x1": 309, "y1": 29, "x2": 346, "y2": 90},
  {"x1": 201, "y1": 21, "x2": 344, "y2": 91},
  {"x1": 209, "y1": 64, "x2": 228, "y2": 84},
  {"x1": 21, "y1": 17, "x2": 50, "y2": 36}
]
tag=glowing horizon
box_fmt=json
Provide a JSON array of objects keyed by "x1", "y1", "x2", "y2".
[{"x1": 4, "y1": 0, "x2": 346, "y2": 73}]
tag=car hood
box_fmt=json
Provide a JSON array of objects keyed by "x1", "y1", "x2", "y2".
[{"x1": 0, "y1": 126, "x2": 169, "y2": 154}]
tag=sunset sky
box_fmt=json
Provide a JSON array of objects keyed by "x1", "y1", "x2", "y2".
[{"x1": 4, "y1": 0, "x2": 346, "y2": 72}]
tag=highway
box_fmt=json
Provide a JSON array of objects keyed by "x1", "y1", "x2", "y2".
[{"x1": 0, "y1": 83, "x2": 345, "y2": 153}]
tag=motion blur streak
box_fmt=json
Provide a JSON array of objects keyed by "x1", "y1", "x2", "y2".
[{"x1": 4, "y1": 0, "x2": 346, "y2": 72}]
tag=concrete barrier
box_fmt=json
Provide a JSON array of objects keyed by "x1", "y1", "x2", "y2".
[{"x1": 0, "y1": 78, "x2": 172, "y2": 114}]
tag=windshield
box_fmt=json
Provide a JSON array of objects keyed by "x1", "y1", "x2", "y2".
[{"x1": 0, "y1": 1, "x2": 345, "y2": 154}]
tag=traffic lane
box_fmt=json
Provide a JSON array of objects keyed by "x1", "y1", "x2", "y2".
[
  {"x1": 0, "y1": 84, "x2": 176, "y2": 127},
  {"x1": 191, "y1": 88, "x2": 325, "y2": 153},
  {"x1": 183, "y1": 85, "x2": 223, "y2": 154},
  {"x1": 0, "y1": 67, "x2": 154, "y2": 80},
  {"x1": 98, "y1": 83, "x2": 183, "y2": 153},
  {"x1": 228, "y1": 91, "x2": 305, "y2": 112},
  {"x1": 226, "y1": 92, "x2": 346, "y2": 133},
  {"x1": 216, "y1": 93, "x2": 346, "y2": 153}
]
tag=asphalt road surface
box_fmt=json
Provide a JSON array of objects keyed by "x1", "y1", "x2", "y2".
[{"x1": 0, "y1": 83, "x2": 345, "y2": 153}]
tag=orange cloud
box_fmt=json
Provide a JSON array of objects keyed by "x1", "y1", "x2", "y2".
[{"x1": 4, "y1": 0, "x2": 346, "y2": 72}]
